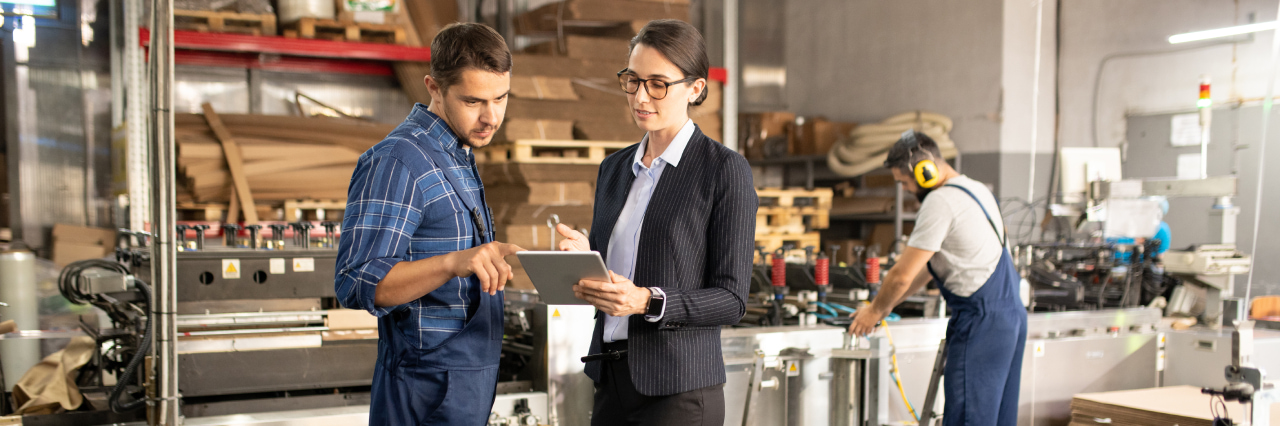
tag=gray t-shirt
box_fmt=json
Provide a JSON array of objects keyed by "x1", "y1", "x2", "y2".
[{"x1": 906, "y1": 175, "x2": 1005, "y2": 297}]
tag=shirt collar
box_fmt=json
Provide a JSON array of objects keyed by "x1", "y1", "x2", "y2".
[
  {"x1": 632, "y1": 119, "x2": 695, "y2": 175},
  {"x1": 406, "y1": 103, "x2": 471, "y2": 162}
]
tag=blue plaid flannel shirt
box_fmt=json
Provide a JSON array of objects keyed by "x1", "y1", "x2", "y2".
[{"x1": 335, "y1": 104, "x2": 493, "y2": 349}]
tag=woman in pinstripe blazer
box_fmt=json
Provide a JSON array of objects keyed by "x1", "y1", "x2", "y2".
[{"x1": 553, "y1": 19, "x2": 757, "y2": 426}]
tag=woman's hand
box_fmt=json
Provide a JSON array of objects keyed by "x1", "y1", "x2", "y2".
[
  {"x1": 556, "y1": 224, "x2": 589, "y2": 252},
  {"x1": 575, "y1": 271, "x2": 650, "y2": 316}
]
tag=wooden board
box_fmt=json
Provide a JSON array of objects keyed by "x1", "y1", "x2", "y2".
[
  {"x1": 283, "y1": 199, "x2": 347, "y2": 221},
  {"x1": 478, "y1": 140, "x2": 631, "y2": 165},
  {"x1": 756, "y1": 206, "x2": 829, "y2": 235},
  {"x1": 515, "y1": 0, "x2": 688, "y2": 35},
  {"x1": 755, "y1": 232, "x2": 822, "y2": 257},
  {"x1": 175, "y1": 9, "x2": 277, "y2": 36},
  {"x1": 756, "y1": 187, "x2": 834, "y2": 209},
  {"x1": 201, "y1": 103, "x2": 259, "y2": 224},
  {"x1": 282, "y1": 17, "x2": 406, "y2": 44},
  {"x1": 478, "y1": 163, "x2": 601, "y2": 185}
]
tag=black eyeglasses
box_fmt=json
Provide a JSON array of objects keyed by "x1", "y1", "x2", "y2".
[{"x1": 617, "y1": 69, "x2": 697, "y2": 100}]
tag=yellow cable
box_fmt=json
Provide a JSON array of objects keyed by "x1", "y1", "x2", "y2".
[{"x1": 882, "y1": 319, "x2": 920, "y2": 423}]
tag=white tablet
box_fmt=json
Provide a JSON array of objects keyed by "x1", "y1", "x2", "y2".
[{"x1": 516, "y1": 251, "x2": 610, "y2": 305}]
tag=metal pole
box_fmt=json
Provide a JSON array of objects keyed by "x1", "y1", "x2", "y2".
[
  {"x1": 2, "y1": 17, "x2": 23, "y2": 242},
  {"x1": 126, "y1": 0, "x2": 148, "y2": 232},
  {"x1": 1244, "y1": 0, "x2": 1280, "y2": 316},
  {"x1": 722, "y1": 0, "x2": 739, "y2": 152},
  {"x1": 148, "y1": 0, "x2": 180, "y2": 422}
]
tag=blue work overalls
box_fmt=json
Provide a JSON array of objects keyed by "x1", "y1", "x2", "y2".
[
  {"x1": 926, "y1": 184, "x2": 1028, "y2": 426},
  {"x1": 368, "y1": 145, "x2": 503, "y2": 426}
]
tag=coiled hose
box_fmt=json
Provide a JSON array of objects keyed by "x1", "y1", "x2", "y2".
[{"x1": 827, "y1": 111, "x2": 960, "y2": 177}]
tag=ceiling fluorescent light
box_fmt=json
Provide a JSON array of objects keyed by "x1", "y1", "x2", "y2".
[{"x1": 1169, "y1": 21, "x2": 1278, "y2": 44}]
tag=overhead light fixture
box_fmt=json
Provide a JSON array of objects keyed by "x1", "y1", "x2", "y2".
[{"x1": 1169, "y1": 21, "x2": 1277, "y2": 44}]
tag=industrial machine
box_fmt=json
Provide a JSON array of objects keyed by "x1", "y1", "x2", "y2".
[
  {"x1": 1016, "y1": 239, "x2": 1173, "y2": 312},
  {"x1": 1199, "y1": 321, "x2": 1279, "y2": 425}
]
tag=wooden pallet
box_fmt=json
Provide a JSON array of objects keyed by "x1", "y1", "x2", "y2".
[
  {"x1": 755, "y1": 206, "x2": 830, "y2": 235},
  {"x1": 175, "y1": 10, "x2": 277, "y2": 36},
  {"x1": 479, "y1": 140, "x2": 632, "y2": 165},
  {"x1": 283, "y1": 199, "x2": 346, "y2": 221},
  {"x1": 755, "y1": 232, "x2": 822, "y2": 257},
  {"x1": 282, "y1": 17, "x2": 406, "y2": 44},
  {"x1": 177, "y1": 202, "x2": 279, "y2": 222},
  {"x1": 756, "y1": 187, "x2": 834, "y2": 209}
]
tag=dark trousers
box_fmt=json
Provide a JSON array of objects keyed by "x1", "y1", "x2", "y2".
[{"x1": 591, "y1": 340, "x2": 725, "y2": 426}]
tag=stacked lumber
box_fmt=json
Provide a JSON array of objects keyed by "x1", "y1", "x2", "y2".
[
  {"x1": 174, "y1": 108, "x2": 395, "y2": 219},
  {"x1": 479, "y1": 163, "x2": 600, "y2": 290},
  {"x1": 1068, "y1": 386, "x2": 1277, "y2": 425},
  {"x1": 755, "y1": 188, "x2": 833, "y2": 255}
]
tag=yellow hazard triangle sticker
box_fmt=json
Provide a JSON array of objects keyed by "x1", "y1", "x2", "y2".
[
  {"x1": 553, "y1": 309, "x2": 561, "y2": 318},
  {"x1": 789, "y1": 363, "x2": 798, "y2": 372},
  {"x1": 226, "y1": 263, "x2": 237, "y2": 273}
]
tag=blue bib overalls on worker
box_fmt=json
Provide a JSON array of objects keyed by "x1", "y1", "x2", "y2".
[
  {"x1": 925, "y1": 184, "x2": 1028, "y2": 426},
  {"x1": 368, "y1": 141, "x2": 503, "y2": 426}
]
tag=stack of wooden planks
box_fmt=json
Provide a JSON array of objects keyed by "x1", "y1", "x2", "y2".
[
  {"x1": 755, "y1": 187, "x2": 833, "y2": 255},
  {"x1": 175, "y1": 104, "x2": 396, "y2": 223}
]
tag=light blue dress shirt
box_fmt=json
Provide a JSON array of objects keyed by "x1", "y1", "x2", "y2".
[{"x1": 602, "y1": 119, "x2": 696, "y2": 343}]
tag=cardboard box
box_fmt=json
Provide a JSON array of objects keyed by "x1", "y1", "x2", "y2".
[
  {"x1": 326, "y1": 309, "x2": 378, "y2": 330},
  {"x1": 825, "y1": 238, "x2": 865, "y2": 267},
  {"x1": 866, "y1": 222, "x2": 914, "y2": 255},
  {"x1": 52, "y1": 224, "x2": 117, "y2": 247},
  {"x1": 490, "y1": 203, "x2": 594, "y2": 227},
  {"x1": 52, "y1": 242, "x2": 111, "y2": 267},
  {"x1": 830, "y1": 197, "x2": 895, "y2": 216},
  {"x1": 565, "y1": 36, "x2": 632, "y2": 60},
  {"x1": 498, "y1": 119, "x2": 575, "y2": 141},
  {"x1": 513, "y1": 54, "x2": 622, "y2": 80},
  {"x1": 741, "y1": 112, "x2": 796, "y2": 159},
  {"x1": 486, "y1": 182, "x2": 595, "y2": 205},
  {"x1": 478, "y1": 163, "x2": 601, "y2": 185},
  {"x1": 574, "y1": 119, "x2": 645, "y2": 142},
  {"x1": 692, "y1": 80, "x2": 722, "y2": 115},
  {"x1": 692, "y1": 112, "x2": 723, "y2": 143},
  {"x1": 796, "y1": 117, "x2": 856, "y2": 155},
  {"x1": 510, "y1": 76, "x2": 579, "y2": 101}
]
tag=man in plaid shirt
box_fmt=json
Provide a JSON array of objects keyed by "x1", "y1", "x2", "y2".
[{"x1": 334, "y1": 23, "x2": 523, "y2": 425}]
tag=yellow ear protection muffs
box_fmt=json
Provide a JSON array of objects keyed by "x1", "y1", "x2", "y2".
[
  {"x1": 914, "y1": 159, "x2": 941, "y2": 189},
  {"x1": 901, "y1": 130, "x2": 942, "y2": 189}
]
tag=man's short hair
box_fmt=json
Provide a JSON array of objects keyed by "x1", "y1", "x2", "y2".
[
  {"x1": 883, "y1": 130, "x2": 943, "y2": 173},
  {"x1": 430, "y1": 23, "x2": 512, "y2": 91}
]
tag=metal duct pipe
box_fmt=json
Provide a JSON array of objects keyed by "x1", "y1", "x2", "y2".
[{"x1": 147, "y1": 0, "x2": 179, "y2": 422}]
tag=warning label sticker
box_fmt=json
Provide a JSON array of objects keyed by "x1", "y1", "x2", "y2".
[
  {"x1": 293, "y1": 258, "x2": 315, "y2": 272},
  {"x1": 222, "y1": 259, "x2": 241, "y2": 280},
  {"x1": 270, "y1": 258, "x2": 285, "y2": 274}
]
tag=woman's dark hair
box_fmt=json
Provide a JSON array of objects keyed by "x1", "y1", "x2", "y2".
[
  {"x1": 431, "y1": 23, "x2": 512, "y2": 91},
  {"x1": 629, "y1": 19, "x2": 710, "y2": 106}
]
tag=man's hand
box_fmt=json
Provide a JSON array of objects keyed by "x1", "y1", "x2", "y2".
[
  {"x1": 556, "y1": 224, "x2": 589, "y2": 252},
  {"x1": 847, "y1": 305, "x2": 886, "y2": 336},
  {"x1": 575, "y1": 271, "x2": 650, "y2": 316},
  {"x1": 447, "y1": 242, "x2": 524, "y2": 295}
]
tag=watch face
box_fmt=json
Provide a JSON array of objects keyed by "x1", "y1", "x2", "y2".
[{"x1": 647, "y1": 295, "x2": 664, "y2": 316}]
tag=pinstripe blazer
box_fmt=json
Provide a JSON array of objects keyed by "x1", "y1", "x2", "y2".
[{"x1": 584, "y1": 125, "x2": 757, "y2": 396}]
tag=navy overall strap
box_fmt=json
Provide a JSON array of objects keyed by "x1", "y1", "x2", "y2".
[
  {"x1": 423, "y1": 147, "x2": 491, "y2": 246},
  {"x1": 942, "y1": 184, "x2": 1006, "y2": 248}
]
